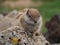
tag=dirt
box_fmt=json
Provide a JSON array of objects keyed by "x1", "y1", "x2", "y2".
[{"x1": 2, "y1": 0, "x2": 43, "y2": 8}]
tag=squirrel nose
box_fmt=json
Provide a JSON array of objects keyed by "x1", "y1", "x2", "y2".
[{"x1": 34, "y1": 21, "x2": 37, "y2": 23}]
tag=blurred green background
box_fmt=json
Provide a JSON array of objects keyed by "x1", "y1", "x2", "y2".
[{"x1": 0, "y1": 0, "x2": 60, "y2": 34}]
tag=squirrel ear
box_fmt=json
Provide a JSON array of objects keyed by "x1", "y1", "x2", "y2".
[{"x1": 26, "y1": 9, "x2": 29, "y2": 15}]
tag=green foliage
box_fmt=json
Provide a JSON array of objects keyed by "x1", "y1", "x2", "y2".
[
  {"x1": 0, "y1": 6, "x2": 23, "y2": 14},
  {"x1": 0, "y1": 6, "x2": 13, "y2": 13},
  {"x1": 42, "y1": 0, "x2": 60, "y2": 2},
  {"x1": 38, "y1": 0, "x2": 60, "y2": 34},
  {"x1": 32, "y1": 0, "x2": 60, "y2": 34},
  {"x1": 0, "y1": 0, "x2": 6, "y2": 3}
]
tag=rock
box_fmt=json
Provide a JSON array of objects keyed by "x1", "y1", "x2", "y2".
[
  {"x1": 0, "y1": 18, "x2": 12, "y2": 31},
  {"x1": 5, "y1": 10, "x2": 20, "y2": 19},
  {"x1": 0, "y1": 26, "x2": 50, "y2": 45},
  {"x1": 45, "y1": 14, "x2": 60, "y2": 43},
  {"x1": 0, "y1": 14, "x2": 4, "y2": 21},
  {"x1": 33, "y1": 33, "x2": 50, "y2": 45},
  {"x1": 0, "y1": 26, "x2": 30, "y2": 45},
  {"x1": 0, "y1": 9, "x2": 50, "y2": 45},
  {"x1": 52, "y1": 44, "x2": 60, "y2": 45}
]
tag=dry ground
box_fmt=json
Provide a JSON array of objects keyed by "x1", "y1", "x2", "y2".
[{"x1": 2, "y1": 0, "x2": 43, "y2": 8}]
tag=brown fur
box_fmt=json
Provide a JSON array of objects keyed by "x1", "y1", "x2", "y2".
[
  {"x1": 0, "y1": 8, "x2": 43, "y2": 37},
  {"x1": 14, "y1": 8, "x2": 43, "y2": 37},
  {"x1": 12, "y1": 8, "x2": 50, "y2": 45}
]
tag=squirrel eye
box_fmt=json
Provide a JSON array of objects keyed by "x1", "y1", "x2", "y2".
[{"x1": 28, "y1": 15, "x2": 31, "y2": 17}]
